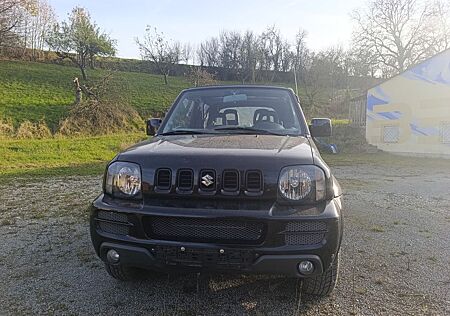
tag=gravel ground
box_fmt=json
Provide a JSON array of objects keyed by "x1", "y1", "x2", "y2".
[{"x1": 1, "y1": 160, "x2": 449, "y2": 315}]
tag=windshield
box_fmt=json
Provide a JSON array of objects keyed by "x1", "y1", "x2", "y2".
[{"x1": 160, "y1": 88, "x2": 303, "y2": 136}]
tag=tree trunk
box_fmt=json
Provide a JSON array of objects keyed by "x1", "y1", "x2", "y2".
[
  {"x1": 73, "y1": 77, "x2": 82, "y2": 104},
  {"x1": 59, "y1": 52, "x2": 88, "y2": 80},
  {"x1": 80, "y1": 65, "x2": 87, "y2": 80},
  {"x1": 89, "y1": 53, "x2": 95, "y2": 69},
  {"x1": 163, "y1": 73, "x2": 168, "y2": 85}
]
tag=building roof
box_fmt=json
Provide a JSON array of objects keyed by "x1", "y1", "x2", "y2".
[{"x1": 368, "y1": 47, "x2": 450, "y2": 91}]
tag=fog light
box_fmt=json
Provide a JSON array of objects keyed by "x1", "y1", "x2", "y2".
[
  {"x1": 298, "y1": 260, "x2": 314, "y2": 275},
  {"x1": 107, "y1": 249, "x2": 120, "y2": 264}
]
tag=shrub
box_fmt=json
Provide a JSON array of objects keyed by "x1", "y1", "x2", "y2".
[
  {"x1": 329, "y1": 124, "x2": 377, "y2": 153},
  {"x1": 0, "y1": 119, "x2": 15, "y2": 137},
  {"x1": 57, "y1": 100, "x2": 144, "y2": 136},
  {"x1": 186, "y1": 67, "x2": 217, "y2": 87},
  {"x1": 16, "y1": 120, "x2": 52, "y2": 139}
]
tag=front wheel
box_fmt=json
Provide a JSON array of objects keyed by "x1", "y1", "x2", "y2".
[
  {"x1": 302, "y1": 252, "x2": 340, "y2": 296},
  {"x1": 104, "y1": 263, "x2": 141, "y2": 281}
]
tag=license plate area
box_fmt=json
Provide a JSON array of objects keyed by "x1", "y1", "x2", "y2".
[{"x1": 153, "y1": 245, "x2": 255, "y2": 269}]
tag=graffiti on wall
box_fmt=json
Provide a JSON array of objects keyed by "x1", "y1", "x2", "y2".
[{"x1": 366, "y1": 50, "x2": 450, "y2": 155}]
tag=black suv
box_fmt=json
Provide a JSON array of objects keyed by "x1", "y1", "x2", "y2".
[{"x1": 90, "y1": 85, "x2": 343, "y2": 296}]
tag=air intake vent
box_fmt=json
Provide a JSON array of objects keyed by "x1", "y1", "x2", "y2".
[
  {"x1": 155, "y1": 169, "x2": 171, "y2": 190},
  {"x1": 246, "y1": 171, "x2": 262, "y2": 191},
  {"x1": 96, "y1": 211, "x2": 130, "y2": 236},
  {"x1": 177, "y1": 169, "x2": 194, "y2": 190},
  {"x1": 97, "y1": 211, "x2": 128, "y2": 223},
  {"x1": 223, "y1": 170, "x2": 239, "y2": 191},
  {"x1": 98, "y1": 222, "x2": 129, "y2": 235},
  {"x1": 284, "y1": 221, "x2": 327, "y2": 246},
  {"x1": 146, "y1": 216, "x2": 265, "y2": 244}
]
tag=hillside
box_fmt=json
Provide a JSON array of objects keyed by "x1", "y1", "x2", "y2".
[
  {"x1": 0, "y1": 60, "x2": 339, "y2": 134},
  {"x1": 0, "y1": 60, "x2": 193, "y2": 130}
]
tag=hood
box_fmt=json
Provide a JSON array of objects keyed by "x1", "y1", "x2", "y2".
[
  {"x1": 118, "y1": 134, "x2": 314, "y2": 167},
  {"x1": 117, "y1": 134, "x2": 314, "y2": 201}
]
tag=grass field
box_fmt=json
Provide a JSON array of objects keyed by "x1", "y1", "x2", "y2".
[
  {"x1": 0, "y1": 60, "x2": 192, "y2": 130},
  {"x1": 0, "y1": 133, "x2": 146, "y2": 178}
]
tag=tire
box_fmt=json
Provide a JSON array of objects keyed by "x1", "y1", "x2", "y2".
[
  {"x1": 104, "y1": 263, "x2": 141, "y2": 281},
  {"x1": 302, "y1": 252, "x2": 340, "y2": 297}
]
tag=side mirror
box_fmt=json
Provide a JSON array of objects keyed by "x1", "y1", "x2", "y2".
[
  {"x1": 146, "y1": 118, "x2": 162, "y2": 135},
  {"x1": 309, "y1": 118, "x2": 332, "y2": 137}
]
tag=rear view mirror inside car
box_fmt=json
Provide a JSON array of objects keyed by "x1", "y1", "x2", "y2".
[{"x1": 223, "y1": 94, "x2": 247, "y2": 103}]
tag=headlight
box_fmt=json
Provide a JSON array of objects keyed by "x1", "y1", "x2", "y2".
[
  {"x1": 278, "y1": 165, "x2": 326, "y2": 202},
  {"x1": 104, "y1": 162, "x2": 142, "y2": 198}
]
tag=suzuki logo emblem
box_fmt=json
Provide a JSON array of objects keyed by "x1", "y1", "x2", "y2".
[{"x1": 201, "y1": 174, "x2": 214, "y2": 187}]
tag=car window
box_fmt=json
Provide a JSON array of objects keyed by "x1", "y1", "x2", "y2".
[{"x1": 161, "y1": 88, "x2": 303, "y2": 135}]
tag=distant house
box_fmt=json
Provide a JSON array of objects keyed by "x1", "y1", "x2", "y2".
[{"x1": 366, "y1": 49, "x2": 450, "y2": 157}]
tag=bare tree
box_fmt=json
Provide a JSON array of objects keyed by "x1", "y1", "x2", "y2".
[
  {"x1": 23, "y1": 0, "x2": 56, "y2": 59},
  {"x1": 198, "y1": 37, "x2": 220, "y2": 67},
  {"x1": 1, "y1": 0, "x2": 57, "y2": 59},
  {"x1": 259, "y1": 25, "x2": 284, "y2": 81},
  {"x1": 181, "y1": 42, "x2": 192, "y2": 64},
  {"x1": 136, "y1": 26, "x2": 180, "y2": 85},
  {"x1": 292, "y1": 29, "x2": 308, "y2": 74},
  {"x1": 348, "y1": 43, "x2": 378, "y2": 77},
  {"x1": 239, "y1": 30, "x2": 258, "y2": 83},
  {"x1": 301, "y1": 52, "x2": 322, "y2": 111},
  {"x1": 0, "y1": 0, "x2": 27, "y2": 48},
  {"x1": 219, "y1": 31, "x2": 241, "y2": 79},
  {"x1": 280, "y1": 39, "x2": 292, "y2": 72},
  {"x1": 351, "y1": 0, "x2": 450, "y2": 75}
]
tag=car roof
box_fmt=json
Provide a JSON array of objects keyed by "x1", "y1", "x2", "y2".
[{"x1": 181, "y1": 85, "x2": 294, "y2": 93}]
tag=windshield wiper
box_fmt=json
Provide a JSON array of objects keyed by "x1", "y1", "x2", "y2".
[
  {"x1": 213, "y1": 126, "x2": 292, "y2": 136},
  {"x1": 159, "y1": 129, "x2": 215, "y2": 136}
]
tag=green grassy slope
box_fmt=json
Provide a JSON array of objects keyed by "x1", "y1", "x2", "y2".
[
  {"x1": 0, "y1": 60, "x2": 192, "y2": 130},
  {"x1": 0, "y1": 133, "x2": 146, "y2": 177}
]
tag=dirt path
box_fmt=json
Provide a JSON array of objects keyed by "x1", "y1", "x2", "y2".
[{"x1": 0, "y1": 161, "x2": 449, "y2": 315}]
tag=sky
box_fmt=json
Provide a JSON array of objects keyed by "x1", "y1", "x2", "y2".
[{"x1": 48, "y1": 0, "x2": 365, "y2": 59}]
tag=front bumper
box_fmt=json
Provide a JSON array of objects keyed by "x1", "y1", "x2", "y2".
[{"x1": 89, "y1": 195, "x2": 343, "y2": 278}]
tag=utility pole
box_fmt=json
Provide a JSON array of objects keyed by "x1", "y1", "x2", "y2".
[{"x1": 293, "y1": 66, "x2": 299, "y2": 96}]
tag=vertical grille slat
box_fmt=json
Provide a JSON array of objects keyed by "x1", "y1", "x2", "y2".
[
  {"x1": 155, "y1": 169, "x2": 171, "y2": 190},
  {"x1": 223, "y1": 170, "x2": 239, "y2": 191},
  {"x1": 246, "y1": 171, "x2": 262, "y2": 191},
  {"x1": 177, "y1": 169, "x2": 194, "y2": 191}
]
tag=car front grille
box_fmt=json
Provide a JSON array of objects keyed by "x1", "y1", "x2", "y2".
[
  {"x1": 144, "y1": 216, "x2": 265, "y2": 244},
  {"x1": 153, "y1": 168, "x2": 264, "y2": 195},
  {"x1": 284, "y1": 221, "x2": 327, "y2": 246}
]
